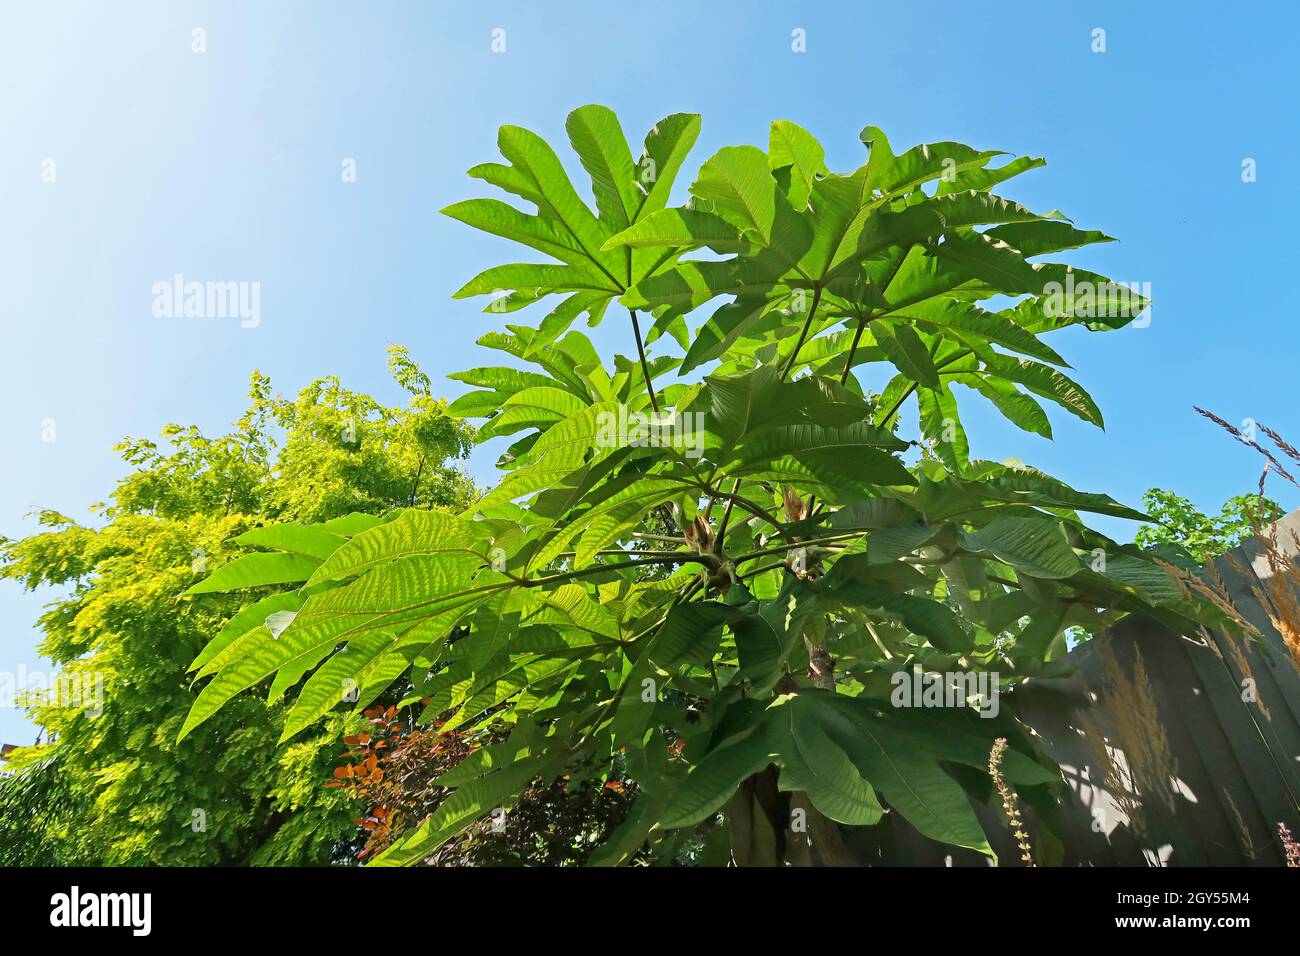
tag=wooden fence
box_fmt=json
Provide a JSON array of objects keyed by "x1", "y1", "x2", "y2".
[{"x1": 842, "y1": 512, "x2": 1300, "y2": 866}]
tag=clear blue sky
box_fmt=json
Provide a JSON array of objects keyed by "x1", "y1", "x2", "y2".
[{"x1": 3, "y1": 0, "x2": 1297, "y2": 745}]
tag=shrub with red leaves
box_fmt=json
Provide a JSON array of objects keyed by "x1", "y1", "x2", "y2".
[{"x1": 328, "y1": 707, "x2": 641, "y2": 865}]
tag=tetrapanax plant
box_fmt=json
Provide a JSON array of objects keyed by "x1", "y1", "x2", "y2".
[{"x1": 180, "y1": 107, "x2": 1243, "y2": 866}]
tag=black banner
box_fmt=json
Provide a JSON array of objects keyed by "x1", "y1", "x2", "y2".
[{"x1": 0, "y1": 865, "x2": 1279, "y2": 941}]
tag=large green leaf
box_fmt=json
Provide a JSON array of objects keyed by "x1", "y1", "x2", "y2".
[
  {"x1": 232, "y1": 524, "x2": 346, "y2": 561},
  {"x1": 977, "y1": 352, "x2": 1104, "y2": 427},
  {"x1": 963, "y1": 514, "x2": 1081, "y2": 579},
  {"x1": 651, "y1": 601, "x2": 736, "y2": 668},
  {"x1": 184, "y1": 552, "x2": 320, "y2": 595},
  {"x1": 188, "y1": 592, "x2": 302, "y2": 673},
  {"x1": 768, "y1": 120, "x2": 828, "y2": 209},
  {"x1": 814, "y1": 694, "x2": 993, "y2": 854},
  {"x1": 566, "y1": 104, "x2": 640, "y2": 232},
  {"x1": 307, "y1": 510, "x2": 489, "y2": 585},
  {"x1": 873, "y1": 321, "x2": 939, "y2": 388},
  {"x1": 660, "y1": 723, "x2": 774, "y2": 829},
  {"x1": 770, "y1": 694, "x2": 884, "y2": 826}
]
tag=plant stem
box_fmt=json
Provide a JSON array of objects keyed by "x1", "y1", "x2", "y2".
[
  {"x1": 629, "y1": 308, "x2": 659, "y2": 413},
  {"x1": 879, "y1": 348, "x2": 974, "y2": 428},
  {"x1": 737, "y1": 560, "x2": 787, "y2": 581},
  {"x1": 879, "y1": 382, "x2": 917, "y2": 429},
  {"x1": 522, "y1": 555, "x2": 704, "y2": 588},
  {"x1": 840, "y1": 316, "x2": 870, "y2": 384},
  {"x1": 779, "y1": 286, "x2": 824, "y2": 381},
  {"x1": 409, "y1": 453, "x2": 427, "y2": 505},
  {"x1": 553, "y1": 549, "x2": 701, "y2": 561},
  {"x1": 716, "y1": 479, "x2": 741, "y2": 546},
  {"x1": 573, "y1": 580, "x2": 701, "y2": 753},
  {"x1": 362, "y1": 551, "x2": 701, "y2": 629},
  {"x1": 729, "y1": 529, "x2": 872, "y2": 565},
  {"x1": 652, "y1": 473, "x2": 788, "y2": 537},
  {"x1": 632, "y1": 533, "x2": 689, "y2": 545}
]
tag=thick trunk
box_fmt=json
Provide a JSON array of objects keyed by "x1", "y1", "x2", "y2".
[
  {"x1": 728, "y1": 774, "x2": 862, "y2": 866},
  {"x1": 728, "y1": 634, "x2": 863, "y2": 865},
  {"x1": 728, "y1": 766, "x2": 785, "y2": 866}
]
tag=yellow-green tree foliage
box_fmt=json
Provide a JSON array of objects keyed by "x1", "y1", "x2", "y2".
[{"x1": 0, "y1": 347, "x2": 473, "y2": 865}]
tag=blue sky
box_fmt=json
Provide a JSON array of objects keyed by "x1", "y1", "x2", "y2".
[{"x1": 2, "y1": 0, "x2": 1297, "y2": 745}]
